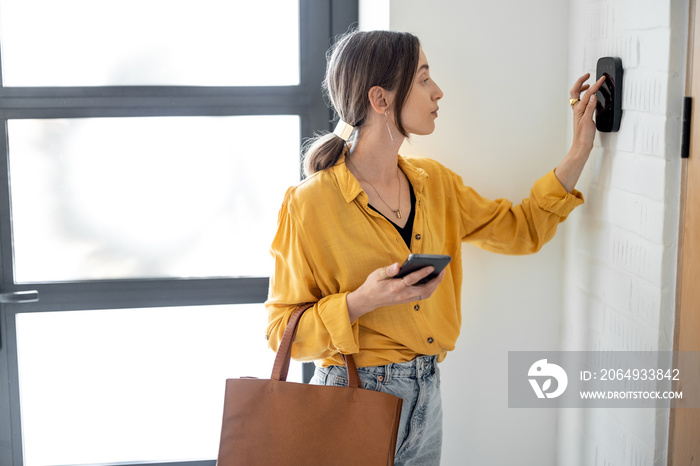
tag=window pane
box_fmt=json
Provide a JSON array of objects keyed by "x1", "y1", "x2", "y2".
[
  {"x1": 15, "y1": 305, "x2": 303, "y2": 466},
  {"x1": 8, "y1": 116, "x2": 300, "y2": 282},
  {"x1": 0, "y1": 0, "x2": 299, "y2": 86}
]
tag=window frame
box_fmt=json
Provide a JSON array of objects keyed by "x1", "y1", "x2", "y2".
[{"x1": 0, "y1": 2, "x2": 358, "y2": 465}]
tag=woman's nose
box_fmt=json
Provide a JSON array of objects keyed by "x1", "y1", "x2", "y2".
[{"x1": 434, "y1": 84, "x2": 444, "y2": 101}]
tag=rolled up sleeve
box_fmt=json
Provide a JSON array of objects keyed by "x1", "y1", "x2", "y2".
[{"x1": 458, "y1": 169, "x2": 584, "y2": 255}]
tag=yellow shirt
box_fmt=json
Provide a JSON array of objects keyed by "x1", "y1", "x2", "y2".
[{"x1": 265, "y1": 154, "x2": 583, "y2": 367}]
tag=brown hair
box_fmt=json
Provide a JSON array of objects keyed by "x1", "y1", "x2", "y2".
[{"x1": 302, "y1": 30, "x2": 421, "y2": 177}]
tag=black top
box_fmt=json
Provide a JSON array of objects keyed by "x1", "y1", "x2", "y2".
[{"x1": 369, "y1": 183, "x2": 416, "y2": 249}]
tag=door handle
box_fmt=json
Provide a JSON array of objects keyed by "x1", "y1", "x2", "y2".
[
  {"x1": 0, "y1": 291, "x2": 39, "y2": 349},
  {"x1": 0, "y1": 290, "x2": 39, "y2": 303}
]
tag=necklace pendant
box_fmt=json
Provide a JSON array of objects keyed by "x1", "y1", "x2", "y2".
[{"x1": 395, "y1": 210, "x2": 402, "y2": 219}]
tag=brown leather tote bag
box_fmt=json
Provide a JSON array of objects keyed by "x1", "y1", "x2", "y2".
[{"x1": 216, "y1": 303, "x2": 403, "y2": 466}]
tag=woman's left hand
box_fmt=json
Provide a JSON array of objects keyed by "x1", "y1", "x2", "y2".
[
  {"x1": 570, "y1": 73, "x2": 606, "y2": 153},
  {"x1": 554, "y1": 73, "x2": 607, "y2": 193}
]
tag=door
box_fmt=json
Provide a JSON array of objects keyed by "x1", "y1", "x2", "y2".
[
  {"x1": 0, "y1": 2, "x2": 358, "y2": 465},
  {"x1": 669, "y1": 0, "x2": 700, "y2": 464}
]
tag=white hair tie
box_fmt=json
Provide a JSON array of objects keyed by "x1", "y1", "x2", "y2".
[{"x1": 333, "y1": 119, "x2": 354, "y2": 141}]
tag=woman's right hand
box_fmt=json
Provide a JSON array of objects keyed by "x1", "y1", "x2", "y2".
[{"x1": 346, "y1": 262, "x2": 446, "y2": 322}]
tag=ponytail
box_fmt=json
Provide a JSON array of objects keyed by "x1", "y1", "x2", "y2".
[{"x1": 302, "y1": 132, "x2": 347, "y2": 177}]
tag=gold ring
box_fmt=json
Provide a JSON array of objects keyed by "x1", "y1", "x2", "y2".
[
  {"x1": 569, "y1": 98, "x2": 580, "y2": 107},
  {"x1": 380, "y1": 267, "x2": 388, "y2": 279}
]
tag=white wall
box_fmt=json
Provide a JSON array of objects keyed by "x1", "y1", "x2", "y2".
[
  {"x1": 558, "y1": 0, "x2": 687, "y2": 465},
  {"x1": 366, "y1": 1, "x2": 571, "y2": 465},
  {"x1": 361, "y1": 1, "x2": 687, "y2": 464}
]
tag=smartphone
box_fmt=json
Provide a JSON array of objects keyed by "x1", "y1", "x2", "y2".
[
  {"x1": 395, "y1": 254, "x2": 452, "y2": 285},
  {"x1": 595, "y1": 57, "x2": 623, "y2": 133}
]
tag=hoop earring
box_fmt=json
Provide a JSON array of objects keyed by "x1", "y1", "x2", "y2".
[{"x1": 385, "y1": 110, "x2": 394, "y2": 142}]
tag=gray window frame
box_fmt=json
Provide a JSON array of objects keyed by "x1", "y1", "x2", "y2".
[{"x1": 0, "y1": 1, "x2": 358, "y2": 465}]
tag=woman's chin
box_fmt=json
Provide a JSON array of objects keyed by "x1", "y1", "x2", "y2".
[{"x1": 407, "y1": 123, "x2": 436, "y2": 137}]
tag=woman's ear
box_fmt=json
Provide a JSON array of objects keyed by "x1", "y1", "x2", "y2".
[{"x1": 367, "y1": 86, "x2": 394, "y2": 115}]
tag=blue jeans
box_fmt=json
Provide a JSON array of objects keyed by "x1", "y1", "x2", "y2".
[{"x1": 311, "y1": 355, "x2": 442, "y2": 465}]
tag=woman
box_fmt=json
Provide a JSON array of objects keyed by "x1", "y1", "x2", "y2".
[{"x1": 266, "y1": 30, "x2": 603, "y2": 465}]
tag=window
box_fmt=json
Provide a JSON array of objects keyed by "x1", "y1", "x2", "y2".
[{"x1": 0, "y1": 1, "x2": 358, "y2": 465}]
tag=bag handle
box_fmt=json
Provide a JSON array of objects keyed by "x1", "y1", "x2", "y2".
[{"x1": 271, "y1": 303, "x2": 361, "y2": 388}]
